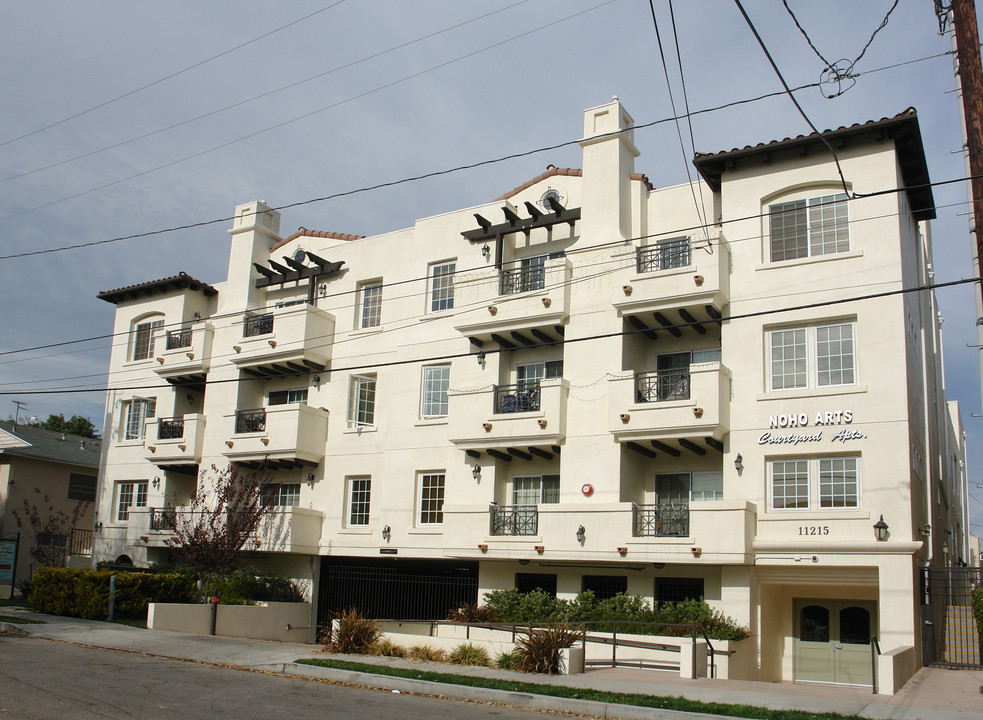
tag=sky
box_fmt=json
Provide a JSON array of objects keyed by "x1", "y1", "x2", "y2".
[{"x1": 1, "y1": 0, "x2": 981, "y2": 540}]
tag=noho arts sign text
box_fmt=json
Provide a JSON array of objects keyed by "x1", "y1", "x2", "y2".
[{"x1": 758, "y1": 410, "x2": 867, "y2": 445}]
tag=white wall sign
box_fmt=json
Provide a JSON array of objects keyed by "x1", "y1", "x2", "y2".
[{"x1": 759, "y1": 410, "x2": 867, "y2": 445}]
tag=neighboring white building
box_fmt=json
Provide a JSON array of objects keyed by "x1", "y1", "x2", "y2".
[{"x1": 94, "y1": 99, "x2": 969, "y2": 689}]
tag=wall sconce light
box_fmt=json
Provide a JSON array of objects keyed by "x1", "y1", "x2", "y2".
[
  {"x1": 482, "y1": 422, "x2": 492, "y2": 432},
  {"x1": 157, "y1": 357, "x2": 165, "y2": 365},
  {"x1": 233, "y1": 345, "x2": 242, "y2": 353},
  {"x1": 313, "y1": 375, "x2": 321, "y2": 384},
  {"x1": 617, "y1": 546, "x2": 628, "y2": 556},
  {"x1": 694, "y1": 274, "x2": 705, "y2": 286},
  {"x1": 488, "y1": 305, "x2": 498, "y2": 315},
  {"x1": 619, "y1": 413, "x2": 630, "y2": 423},
  {"x1": 186, "y1": 393, "x2": 194, "y2": 404},
  {"x1": 226, "y1": 440, "x2": 234, "y2": 448},
  {"x1": 476, "y1": 351, "x2": 486, "y2": 367},
  {"x1": 94, "y1": 521, "x2": 103, "y2": 532},
  {"x1": 576, "y1": 525, "x2": 586, "y2": 543},
  {"x1": 538, "y1": 418, "x2": 548, "y2": 429},
  {"x1": 535, "y1": 545, "x2": 545, "y2": 554},
  {"x1": 193, "y1": 312, "x2": 202, "y2": 321},
  {"x1": 919, "y1": 524, "x2": 931, "y2": 538},
  {"x1": 542, "y1": 297, "x2": 552, "y2": 308},
  {"x1": 268, "y1": 340, "x2": 277, "y2": 348},
  {"x1": 873, "y1": 515, "x2": 889, "y2": 541},
  {"x1": 481, "y1": 243, "x2": 490, "y2": 260},
  {"x1": 152, "y1": 476, "x2": 160, "y2": 489},
  {"x1": 478, "y1": 543, "x2": 488, "y2": 552},
  {"x1": 382, "y1": 525, "x2": 391, "y2": 541},
  {"x1": 622, "y1": 285, "x2": 633, "y2": 296},
  {"x1": 734, "y1": 453, "x2": 743, "y2": 473},
  {"x1": 186, "y1": 352, "x2": 195, "y2": 360},
  {"x1": 472, "y1": 465, "x2": 481, "y2": 481},
  {"x1": 693, "y1": 407, "x2": 704, "y2": 418}
]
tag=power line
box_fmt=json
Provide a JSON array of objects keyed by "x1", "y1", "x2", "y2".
[{"x1": 0, "y1": 2, "x2": 346, "y2": 149}]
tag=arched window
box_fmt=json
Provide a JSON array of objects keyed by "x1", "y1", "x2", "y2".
[{"x1": 131, "y1": 314, "x2": 164, "y2": 361}]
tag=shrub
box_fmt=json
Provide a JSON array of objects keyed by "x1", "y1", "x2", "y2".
[
  {"x1": 408, "y1": 644, "x2": 447, "y2": 662},
  {"x1": 447, "y1": 643, "x2": 491, "y2": 666},
  {"x1": 374, "y1": 639, "x2": 407, "y2": 658},
  {"x1": 484, "y1": 588, "x2": 564, "y2": 623},
  {"x1": 446, "y1": 601, "x2": 495, "y2": 623},
  {"x1": 515, "y1": 624, "x2": 579, "y2": 674},
  {"x1": 494, "y1": 651, "x2": 520, "y2": 671},
  {"x1": 213, "y1": 568, "x2": 304, "y2": 605},
  {"x1": 972, "y1": 588, "x2": 983, "y2": 645},
  {"x1": 29, "y1": 567, "x2": 195, "y2": 619},
  {"x1": 327, "y1": 609, "x2": 380, "y2": 654}
]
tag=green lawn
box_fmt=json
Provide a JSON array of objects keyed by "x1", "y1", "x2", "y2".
[{"x1": 296, "y1": 658, "x2": 866, "y2": 720}]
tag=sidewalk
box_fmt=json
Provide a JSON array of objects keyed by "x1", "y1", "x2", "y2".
[{"x1": 2, "y1": 607, "x2": 981, "y2": 720}]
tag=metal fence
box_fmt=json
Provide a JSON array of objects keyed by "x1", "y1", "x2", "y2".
[
  {"x1": 490, "y1": 504, "x2": 539, "y2": 536},
  {"x1": 235, "y1": 408, "x2": 267, "y2": 434},
  {"x1": 921, "y1": 566, "x2": 982, "y2": 669},
  {"x1": 636, "y1": 238, "x2": 691, "y2": 273},
  {"x1": 635, "y1": 370, "x2": 690, "y2": 402},
  {"x1": 499, "y1": 264, "x2": 546, "y2": 295},
  {"x1": 633, "y1": 502, "x2": 690, "y2": 537},
  {"x1": 494, "y1": 384, "x2": 540, "y2": 413},
  {"x1": 69, "y1": 528, "x2": 93, "y2": 556},
  {"x1": 166, "y1": 328, "x2": 192, "y2": 349},
  {"x1": 157, "y1": 417, "x2": 185, "y2": 440},
  {"x1": 243, "y1": 313, "x2": 274, "y2": 337}
]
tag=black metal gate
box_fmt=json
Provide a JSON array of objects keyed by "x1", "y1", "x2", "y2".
[
  {"x1": 317, "y1": 557, "x2": 478, "y2": 626},
  {"x1": 920, "y1": 566, "x2": 982, "y2": 668}
]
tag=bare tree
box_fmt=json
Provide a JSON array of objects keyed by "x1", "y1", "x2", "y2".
[
  {"x1": 167, "y1": 463, "x2": 278, "y2": 579},
  {"x1": 12, "y1": 488, "x2": 89, "y2": 571}
]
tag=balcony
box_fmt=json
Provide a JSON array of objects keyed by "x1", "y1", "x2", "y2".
[
  {"x1": 490, "y1": 504, "x2": 538, "y2": 536},
  {"x1": 144, "y1": 414, "x2": 205, "y2": 469},
  {"x1": 448, "y1": 378, "x2": 567, "y2": 453},
  {"x1": 230, "y1": 303, "x2": 335, "y2": 377},
  {"x1": 222, "y1": 404, "x2": 328, "y2": 468},
  {"x1": 632, "y1": 502, "x2": 689, "y2": 537},
  {"x1": 153, "y1": 322, "x2": 214, "y2": 386},
  {"x1": 609, "y1": 361, "x2": 731, "y2": 444},
  {"x1": 453, "y1": 255, "x2": 571, "y2": 348}
]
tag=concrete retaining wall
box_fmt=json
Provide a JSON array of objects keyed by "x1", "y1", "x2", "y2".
[{"x1": 148, "y1": 602, "x2": 315, "y2": 643}]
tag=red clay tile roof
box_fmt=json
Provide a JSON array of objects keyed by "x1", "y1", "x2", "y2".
[
  {"x1": 97, "y1": 272, "x2": 217, "y2": 305},
  {"x1": 271, "y1": 227, "x2": 365, "y2": 253},
  {"x1": 494, "y1": 166, "x2": 654, "y2": 201}
]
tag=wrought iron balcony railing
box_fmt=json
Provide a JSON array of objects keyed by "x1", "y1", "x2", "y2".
[
  {"x1": 635, "y1": 370, "x2": 691, "y2": 403},
  {"x1": 636, "y1": 237, "x2": 691, "y2": 273},
  {"x1": 235, "y1": 408, "x2": 267, "y2": 434},
  {"x1": 150, "y1": 508, "x2": 177, "y2": 531},
  {"x1": 632, "y1": 502, "x2": 690, "y2": 537},
  {"x1": 499, "y1": 264, "x2": 546, "y2": 295},
  {"x1": 165, "y1": 328, "x2": 193, "y2": 349},
  {"x1": 494, "y1": 383, "x2": 541, "y2": 414},
  {"x1": 157, "y1": 417, "x2": 185, "y2": 440},
  {"x1": 69, "y1": 528, "x2": 93, "y2": 556},
  {"x1": 490, "y1": 504, "x2": 539, "y2": 536},
  {"x1": 243, "y1": 313, "x2": 274, "y2": 337}
]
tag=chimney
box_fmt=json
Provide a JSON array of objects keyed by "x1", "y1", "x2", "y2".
[
  {"x1": 224, "y1": 200, "x2": 281, "y2": 312},
  {"x1": 578, "y1": 97, "x2": 639, "y2": 241}
]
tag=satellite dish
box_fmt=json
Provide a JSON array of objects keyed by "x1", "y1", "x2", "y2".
[{"x1": 28, "y1": 416, "x2": 39, "y2": 424}]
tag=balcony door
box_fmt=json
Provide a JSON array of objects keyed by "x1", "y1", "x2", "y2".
[{"x1": 794, "y1": 599, "x2": 875, "y2": 686}]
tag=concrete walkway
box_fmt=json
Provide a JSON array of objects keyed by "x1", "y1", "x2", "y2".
[{"x1": 2, "y1": 607, "x2": 981, "y2": 720}]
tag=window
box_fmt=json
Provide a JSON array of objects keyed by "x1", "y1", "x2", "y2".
[
  {"x1": 429, "y1": 261, "x2": 455, "y2": 312},
  {"x1": 512, "y1": 475, "x2": 560, "y2": 505},
  {"x1": 581, "y1": 575, "x2": 627, "y2": 600},
  {"x1": 769, "y1": 323, "x2": 855, "y2": 391},
  {"x1": 517, "y1": 360, "x2": 563, "y2": 388},
  {"x1": 769, "y1": 193, "x2": 848, "y2": 262},
  {"x1": 419, "y1": 473, "x2": 445, "y2": 524},
  {"x1": 655, "y1": 577, "x2": 704, "y2": 605},
  {"x1": 348, "y1": 374, "x2": 376, "y2": 427},
  {"x1": 420, "y1": 365, "x2": 450, "y2": 418},
  {"x1": 131, "y1": 318, "x2": 164, "y2": 361},
  {"x1": 67, "y1": 473, "x2": 97, "y2": 502},
  {"x1": 347, "y1": 477, "x2": 371, "y2": 526},
  {"x1": 358, "y1": 281, "x2": 383, "y2": 328},
  {"x1": 124, "y1": 397, "x2": 156, "y2": 440},
  {"x1": 116, "y1": 481, "x2": 148, "y2": 522},
  {"x1": 770, "y1": 457, "x2": 859, "y2": 510},
  {"x1": 261, "y1": 483, "x2": 301, "y2": 507},
  {"x1": 516, "y1": 573, "x2": 557, "y2": 596},
  {"x1": 268, "y1": 388, "x2": 308, "y2": 406},
  {"x1": 655, "y1": 472, "x2": 722, "y2": 503}
]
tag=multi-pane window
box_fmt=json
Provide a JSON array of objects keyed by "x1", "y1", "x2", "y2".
[
  {"x1": 358, "y1": 281, "x2": 383, "y2": 328},
  {"x1": 348, "y1": 374, "x2": 376, "y2": 427},
  {"x1": 655, "y1": 577, "x2": 705, "y2": 605},
  {"x1": 124, "y1": 397, "x2": 156, "y2": 440},
  {"x1": 429, "y1": 261, "x2": 455, "y2": 312},
  {"x1": 420, "y1": 365, "x2": 450, "y2": 418},
  {"x1": 131, "y1": 318, "x2": 164, "y2": 361},
  {"x1": 261, "y1": 483, "x2": 301, "y2": 507},
  {"x1": 769, "y1": 323, "x2": 855, "y2": 391},
  {"x1": 419, "y1": 473, "x2": 445, "y2": 524},
  {"x1": 116, "y1": 481, "x2": 148, "y2": 522},
  {"x1": 67, "y1": 473, "x2": 97, "y2": 502},
  {"x1": 348, "y1": 477, "x2": 371, "y2": 526},
  {"x1": 770, "y1": 457, "x2": 859, "y2": 510},
  {"x1": 655, "y1": 472, "x2": 722, "y2": 503},
  {"x1": 512, "y1": 475, "x2": 560, "y2": 505},
  {"x1": 268, "y1": 388, "x2": 308, "y2": 406},
  {"x1": 769, "y1": 193, "x2": 849, "y2": 262}
]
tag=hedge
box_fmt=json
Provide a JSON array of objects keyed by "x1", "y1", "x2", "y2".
[
  {"x1": 972, "y1": 587, "x2": 983, "y2": 646},
  {"x1": 30, "y1": 567, "x2": 196, "y2": 620}
]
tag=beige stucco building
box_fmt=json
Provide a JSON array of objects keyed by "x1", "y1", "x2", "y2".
[{"x1": 94, "y1": 99, "x2": 969, "y2": 690}]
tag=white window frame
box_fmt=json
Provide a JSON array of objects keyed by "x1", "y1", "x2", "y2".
[
  {"x1": 115, "y1": 481, "x2": 148, "y2": 522},
  {"x1": 418, "y1": 472, "x2": 445, "y2": 525},
  {"x1": 428, "y1": 261, "x2": 455, "y2": 312},
  {"x1": 769, "y1": 193, "x2": 849, "y2": 262},
  {"x1": 131, "y1": 317, "x2": 164, "y2": 361},
  {"x1": 769, "y1": 457, "x2": 860, "y2": 511},
  {"x1": 347, "y1": 374, "x2": 377, "y2": 427},
  {"x1": 347, "y1": 476, "x2": 371, "y2": 527},
  {"x1": 358, "y1": 281, "x2": 383, "y2": 329},
  {"x1": 123, "y1": 397, "x2": 156, "y2": 441},
  {"x1": 512, "y1": 475, "x2": 560, "y2": 505},
  {"x1": 420, "y1": 365, "x2": 450, "y2": 418},
  {"x1": 268, "y1": 388, "x2": 308, "y2": 406},
  {"x1": 768, "y1": 322, "x2": 855, "y2": 391}
]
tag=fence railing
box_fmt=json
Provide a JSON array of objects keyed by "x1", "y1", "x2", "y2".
[
  {"x1": 243, "y1": 313, "x2": 274, "y2": 337},
  {"x1": 499, "y1": 264, "x2": 546, "y2": 295},
  {"x1": 157, "y1": 417, "x2": 185, "y2": 440},
  {"x1": 165, "y1": 328, "x2": 193, "y2": 349},
  {"x1": 490, "y1": 504, "x2": 539, "y2": 536},
  {"x1": 637, "y1": 238, "x2": 691, "y2": 273},
  {"x1": 69, "y1": 528, "x2": 93, "y2": 556},
  {"x1": 234, "y1": 408, "x2": 267, "y2": 434},
  {"x1": 494, "y1": 383, "x2": 541, "y2": 413},
  {"x1": 633, "y1": 502, "x2": 690, "y2": 537},
  {"x1": 150, "y1": 508, "x2": 177, "y2": 531},
  {"x1": 635, "y1": 370, "x2": 690, "y2": 402}
]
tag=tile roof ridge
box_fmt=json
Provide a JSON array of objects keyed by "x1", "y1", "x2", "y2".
[{"x1": 271, "y1": 227, "x2": 366, "y2": 252}]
